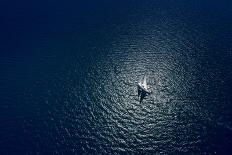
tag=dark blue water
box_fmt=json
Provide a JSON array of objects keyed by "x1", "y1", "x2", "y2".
[{"x1": 1, "y1": 0, "x2": 232, "y2": 154}]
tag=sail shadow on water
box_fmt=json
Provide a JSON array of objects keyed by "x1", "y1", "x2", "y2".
[{"x1": 137, "y1": 75, "x2": 151, "y2": 103}]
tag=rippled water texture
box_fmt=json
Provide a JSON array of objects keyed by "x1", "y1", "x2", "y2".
[{"x1": 1, "y1": 0, "x2": 232, "y2": 154}]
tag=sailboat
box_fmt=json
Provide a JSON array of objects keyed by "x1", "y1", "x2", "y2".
[{"x1": 137, "y1": 75, "x2": 151, "y2": 102}]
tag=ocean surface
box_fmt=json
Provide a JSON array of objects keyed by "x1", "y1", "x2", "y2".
[{"x1": 0, "y1": 0, "x2": 232, "y2": 154}]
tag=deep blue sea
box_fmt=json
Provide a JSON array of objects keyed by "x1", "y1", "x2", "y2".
[{"x1": 0, "y1": 0, "x2": 232, "y2": 154}]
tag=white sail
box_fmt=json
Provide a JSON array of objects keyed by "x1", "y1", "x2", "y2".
[{"x1": 142, "y1": 75, "x2": 147, "y2": 90}]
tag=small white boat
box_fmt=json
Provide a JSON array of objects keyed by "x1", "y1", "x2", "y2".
[{"x1": 137, "y1": 75, "x2": 151, "y2": 102}]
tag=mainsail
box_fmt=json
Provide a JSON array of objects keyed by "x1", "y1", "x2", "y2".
[{"x1": 142, "y1": 75, "x2": 148, "y2": 90}]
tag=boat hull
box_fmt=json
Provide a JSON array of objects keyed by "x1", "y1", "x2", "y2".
[{"x1": 137, "y1": 84, "x2": 151, "y2": 96}]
